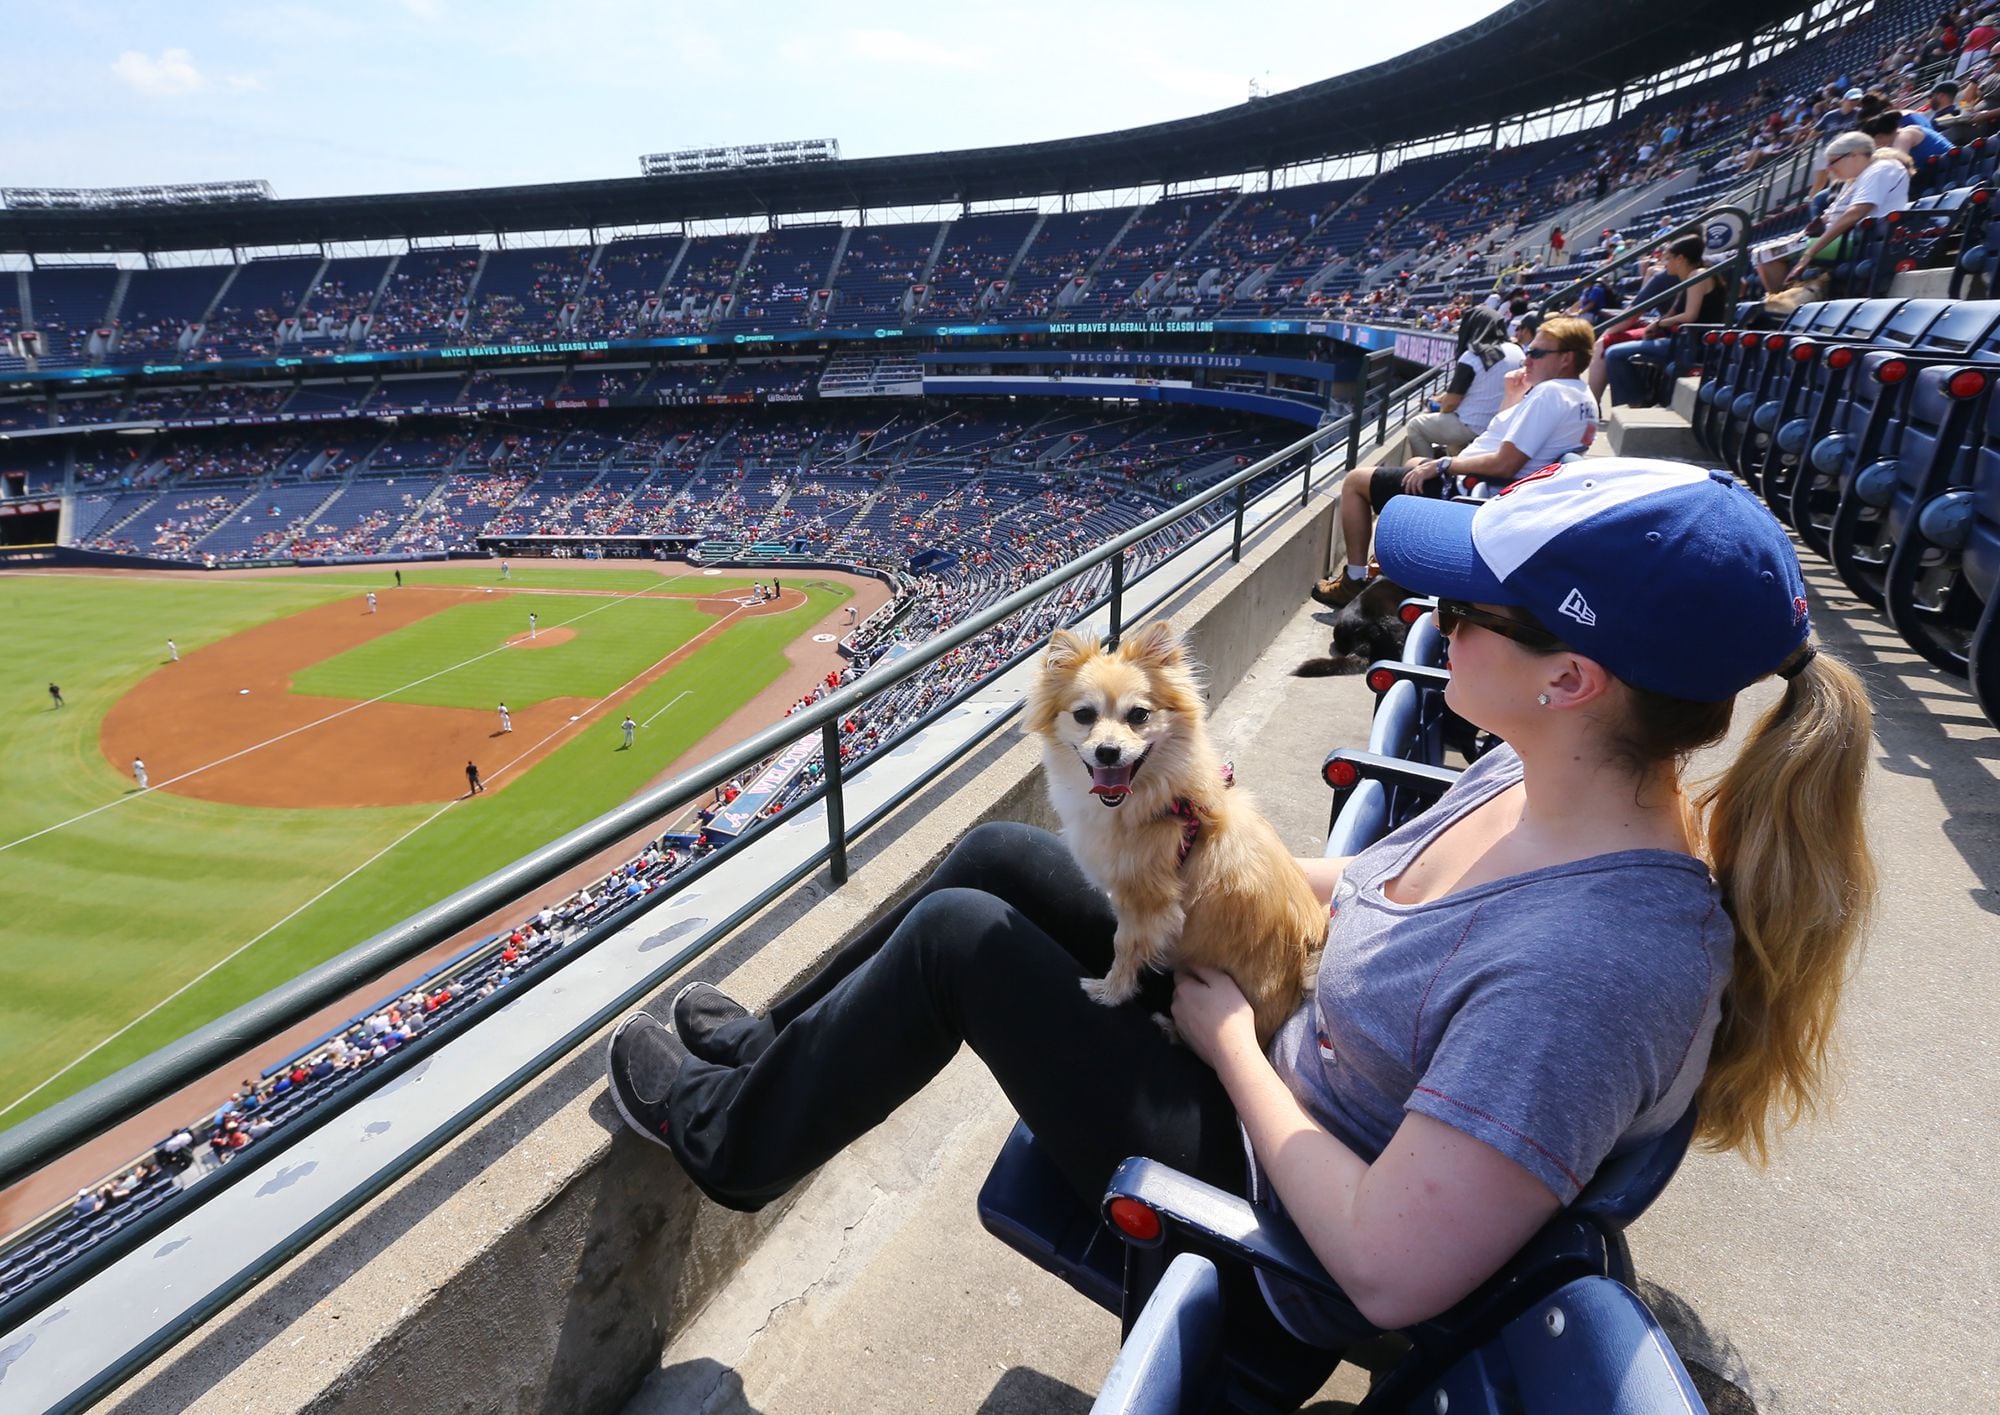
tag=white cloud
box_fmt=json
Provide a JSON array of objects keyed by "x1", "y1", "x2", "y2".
[
  {"x1": 111, "y1": 48, "x2": 208, "y2": 98},
  {"x1": 842, "y1": 29, "x2": 978, "y2": 69},
  {"x1": 224, "y1": 72, "x2": 267, "y2": 92}
]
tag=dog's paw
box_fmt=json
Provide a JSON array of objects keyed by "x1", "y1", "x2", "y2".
[
  {"x1": 1080, "y1": 975, "x2": 1138, "y2": 1007},
  {"x1": 1150, "y1": 1012, "x2": 1183, "y2": 1046}
]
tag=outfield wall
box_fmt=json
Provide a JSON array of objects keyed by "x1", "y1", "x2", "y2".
[{"x1": 93, "y1": 453, "x2": 1340, "y2": 1415}]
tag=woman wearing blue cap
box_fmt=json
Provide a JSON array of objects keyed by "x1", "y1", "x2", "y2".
[{"x1": 606, "y1": 459, "x2": 1875, "y2": 1391}]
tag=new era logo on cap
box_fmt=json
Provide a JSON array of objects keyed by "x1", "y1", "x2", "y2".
[{"x1": 1558, "y1": 588, "x2": 1597, "y2": 626}]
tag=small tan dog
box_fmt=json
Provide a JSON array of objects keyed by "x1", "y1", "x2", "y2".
[{"x1": 1026, "y1": 620, "x2": 1325, "y2": 1046}]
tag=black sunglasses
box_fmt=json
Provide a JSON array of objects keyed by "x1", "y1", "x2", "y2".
[
  {"x1": 1522, "y1": 347, "x2": 1564, "y2": 361},
  {"x1": 1435, "y1": 599, "x2": 1571, "y2": 652}
]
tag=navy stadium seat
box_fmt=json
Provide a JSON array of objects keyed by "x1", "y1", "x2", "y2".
[
  {"x1": 1880, "y1": 371, "x2": 2000, "y2": 675},
  {"x1": 1090, "y1": 1268, "x2": 1710, "y2": 1415},
  {"x1": 1826, "y1": 361, "x2": 1992, "y2": 607}
]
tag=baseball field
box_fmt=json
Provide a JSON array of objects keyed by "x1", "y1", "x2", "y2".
[{"x1": 0, "y1": 561, "x2": 872, "y2": 1130}]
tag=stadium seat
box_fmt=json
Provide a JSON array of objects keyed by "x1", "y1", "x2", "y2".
[
  {"x1": 1793, "y1": 348, "x2": 1938, "y2": 558},
  {"x1": 1089, "y1": 1269, "x2": 1710, "y2": 1415},
  {"x1": 1074, "y1": 1101, "x2": 1698, "y2": 1412},
  {"x1": 1879, "y1": 369, "x2": 2000, "y2": 674}
]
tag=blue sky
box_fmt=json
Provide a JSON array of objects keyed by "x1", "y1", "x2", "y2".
[{"x1": 1, "y1": 2, "x2": 1510, "y2": 200}]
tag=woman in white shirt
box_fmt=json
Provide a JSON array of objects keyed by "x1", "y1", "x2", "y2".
[{"x1": 1753, "y1": 132, "x2": 1914, "y2": 294}]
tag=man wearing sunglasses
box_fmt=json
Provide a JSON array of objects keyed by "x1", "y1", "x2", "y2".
[{"x1": 1315, "y1": 315, "x2": 1598, "y2": 609}]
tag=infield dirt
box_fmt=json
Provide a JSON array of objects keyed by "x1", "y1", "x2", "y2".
[{"x1": 100, "y1": 582, "x2": 826, "y2": 809}]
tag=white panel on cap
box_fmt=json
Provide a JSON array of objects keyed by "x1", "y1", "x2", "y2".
[{"x1": 1471, "y1": 460, "x2": 1711, "y2": 582}]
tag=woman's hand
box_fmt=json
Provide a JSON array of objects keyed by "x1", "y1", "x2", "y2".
[{"x1": 1172, "y1": 966, "x2": 1259, "y2": 1072}]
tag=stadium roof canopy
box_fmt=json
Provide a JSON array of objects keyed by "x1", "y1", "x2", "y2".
[{"x1": 3, "y1": 0, "x2": 1811, "y2": 254}]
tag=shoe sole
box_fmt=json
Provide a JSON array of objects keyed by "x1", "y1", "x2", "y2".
[{"x1": 604, "y1": 1013, "x2": 677, "y2": 1153}]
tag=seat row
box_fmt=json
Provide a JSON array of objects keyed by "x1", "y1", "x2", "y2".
[{"x1": 1682, "y1": 295, "x2": 2000, "y2": 727}]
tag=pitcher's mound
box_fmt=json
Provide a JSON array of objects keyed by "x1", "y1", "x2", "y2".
[{"x1": 506, "y1": 627, "x2": 576, "y2": 650}]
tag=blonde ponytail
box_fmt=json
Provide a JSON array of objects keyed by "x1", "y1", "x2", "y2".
[{"x1": 1692, "y1": 650, "x2": 1877, "y2": 1160}]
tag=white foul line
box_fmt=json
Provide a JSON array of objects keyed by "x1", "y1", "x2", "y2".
[
  {"x1": 641, "y1": 689, "x2": 691, "y2": 727},
  {"x1": 0, "y1": 794, "x2": 464, "y2": 1121}
]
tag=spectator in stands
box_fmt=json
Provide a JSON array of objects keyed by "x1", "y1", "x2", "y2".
[
  {"x1": 1404, "y1": 307, "x2": 1522, "y2": 458},
  {"x1": 609, "y1": 459, "x2": 1874, "y2": 1382},
  {"x1": 1941, "y1": 74, "x2": 2000, "y2": 140},
  {"x1": 1569, "y1": 277, "x2": 1610, "y2": 323},
  {"x1": 1314, "y1": 317, "x2": 1599, "y2": 609},
  {"x1": 1603, "y1": 237, "x2": 1727, "y2": 408},
  {"x1": 1862, "y1": 107, "x2": 1953, "y2": 165},
  {"x1": 1753, "y1": 133, "x2": 1914, "y2": 301},
  {"x1": 1961, "y1": 14, "x2": 1999, "y2": 77},
  {"x1": 1584, "y1": 255, "x2": 1683, "y2": 407}
]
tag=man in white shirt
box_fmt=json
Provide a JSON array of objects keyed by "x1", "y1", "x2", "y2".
[{"x1": 1315, "y1": 316, "x2": 1599, "y2": 608}]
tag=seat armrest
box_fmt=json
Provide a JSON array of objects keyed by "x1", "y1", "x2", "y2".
[
  {"x1": 1103, "y1": 1158, "x2": 1349, "y2": 1302},
  {"x1": 1322, "y1": 749, "x2": 1461, "y2": 798},
  {"x1": 1088, "y1": 1253, "x2": 1227, "y2": 1415},
  {"x1": 1362, "y1": 661, "x2": 1451, "y2": 695}
]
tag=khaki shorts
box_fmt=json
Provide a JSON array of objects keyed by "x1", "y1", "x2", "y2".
[{"x1": 1404, "y1": 409, "x2": 1478, "y2": 457}]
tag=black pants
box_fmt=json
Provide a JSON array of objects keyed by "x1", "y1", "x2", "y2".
[{"x1": 665, "y1": 821, "x2": 1349, "y2": 1380}]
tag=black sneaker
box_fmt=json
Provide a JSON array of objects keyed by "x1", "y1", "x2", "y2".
[
  {"x1": 604, "y1": 1012, "x2": 686, "y2": 1151},
  {"x1": 672, "y1": 980, "x2": 751, "y2": 1061}
]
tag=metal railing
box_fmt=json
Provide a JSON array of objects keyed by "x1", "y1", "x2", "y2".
[{"x1": 0, "y1": 354, "x2": 1445, "y2": 1199}]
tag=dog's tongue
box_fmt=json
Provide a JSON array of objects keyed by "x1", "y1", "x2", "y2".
[{"x1": 1089, "y1": 764, "x2": 1135, "y2": 797}]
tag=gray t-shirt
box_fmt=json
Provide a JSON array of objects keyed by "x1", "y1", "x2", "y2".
[{"x1": 1251, "y1": 744, "x2": 1732, "y2": 1344}]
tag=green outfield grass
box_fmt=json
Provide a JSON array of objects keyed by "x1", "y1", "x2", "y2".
[
  {"x1": 292, "y1": 594, "x2": 715, "y2": 709},
  {"x1": 0, "y1": 569, "x2": 849, "y2": 1130}
]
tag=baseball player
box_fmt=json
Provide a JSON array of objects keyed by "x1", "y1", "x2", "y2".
[
  {"x1": 620, "y1": 714, "x2": 636, "y2": 749},
  {"x1": 844, "y1": 605, "x2": 858, "y2": 626},
  {"x1": 465, "y1": 760, "x2": 484, "y2": 795},
  {"x1": 366, "y1": 592, "x2": 378, "y2": 615},
  {"x1": 394, "y1": 569, "x2": 403, "y2": 588},
  {"x1": 501, "y1": 560, "x2": 511, "y2": 581},
  {"x1": 528, "y1": 611, "x2": 538, "y2": 640},
  {"x1": 133, "y1": 758, "x2": 149, "y2": 790},
  {"x1": 167, "y1": 638, "x2": 179, "y2": 662},
  {"x1": 48, "y1": 683, "x2": 64, "y2": 709},
  {"x1": 499, "y1": 702, "x2": 513, "y2": 734}
]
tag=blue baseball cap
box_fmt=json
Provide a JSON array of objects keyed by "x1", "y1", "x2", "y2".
[{"x1": 1375, "y1": 459, "x2": 1811, "y2": 702}]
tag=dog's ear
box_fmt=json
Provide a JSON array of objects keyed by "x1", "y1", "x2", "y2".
[
  {"x1": 1043, "y1": 628, "x2": 1098, "y2": 671},
  {"x1": 1118, "y1": 619, "x2": 1183, "y2": 669}
]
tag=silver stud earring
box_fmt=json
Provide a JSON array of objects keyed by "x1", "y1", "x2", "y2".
[{"x1": 1536, "y1": 693, "x2": 1551, "y2": 706}]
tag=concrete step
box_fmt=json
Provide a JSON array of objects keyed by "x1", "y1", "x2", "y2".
[
  {"x1": 1607, "y1": 404, "x2": 1707, "y2": 462},
  {"x1": 1671, "y1": 375, "x2": 1700, "y2": 422}
]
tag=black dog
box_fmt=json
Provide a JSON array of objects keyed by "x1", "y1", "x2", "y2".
[{"x1": 1294, "y1": 575, "x2": 1412, "y2": 677}]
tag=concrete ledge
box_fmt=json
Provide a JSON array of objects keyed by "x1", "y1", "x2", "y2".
[
  {"x1": 1670, "y1": 375, "x2": 1701, "y2": 422},
  {"x1": 1607, "y1": 404, "x2": 1707, "y2": 462},
  {"x1": 102, "y1": 488, "x2": 1341, "y2": 1415},
  {"x1": 1887, "y1": 266, "x2": 1957, "y2": 299}
]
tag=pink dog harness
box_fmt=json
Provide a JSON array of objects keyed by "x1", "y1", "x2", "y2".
[{"x1": 1166, "y1": 762, "x2": 1235, "y2": 869}]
